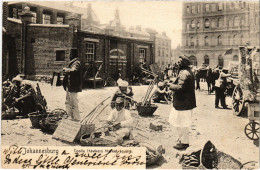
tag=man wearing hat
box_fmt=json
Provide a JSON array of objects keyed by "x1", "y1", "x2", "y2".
[
  {"x1": 168, "y1": 56, "x2": 196, "y2": 150},
  {"x1": 107, "y1": 97, "x2": 133, "y2": 142},
  {"x1": 63, "y1": 50, "x2": 82, "y2": 121},
  {"x1": 111, "y1": 79, "x2": 134, "y2": 109}
]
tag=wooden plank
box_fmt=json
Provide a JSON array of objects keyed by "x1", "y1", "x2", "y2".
[{"x1": 53, "y1": 119, "x2": 82, "y2": 143}]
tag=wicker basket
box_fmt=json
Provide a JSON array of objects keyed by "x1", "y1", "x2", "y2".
[
  {"x1": 136, "y1": 103, "x2": 158, "y2": 116},
  {"x1": 28, "y1": 112, "x2": 46, "y2": 129}
]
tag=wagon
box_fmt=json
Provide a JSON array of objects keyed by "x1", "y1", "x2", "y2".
[{"x1": 228, "y1": 46, "x2": 260, "y2": 140}]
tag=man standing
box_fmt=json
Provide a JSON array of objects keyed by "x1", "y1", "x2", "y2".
[
  {"x1": 63, "y1": 51, "x2": 82, "y2": 121},
  {"x1": 168, "y1": 56, "x2": 196, "y2": 150}
]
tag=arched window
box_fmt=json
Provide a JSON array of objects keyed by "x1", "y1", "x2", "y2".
[
  {"x1": 191, "y1": 20, "x2": 195, "y2": 28},
  {"x1": 234, "y1": 16, "x2": 240, "y2": 26},
  {"x1": 205, "y1": 36, "x2": 209, "y2": 46},
  {"x1": 204, "y1": 55, "x2": 209, "y2": 65},
  {"x1": 212, "y1": 18, "x2": 217, "y2": 28},
  {"x1": 218, "y1": 35, "x2": 222, "y2": 45},
  {"x1": 189, "y1": 55, "x2": 198, "y2": 66},
  {"x1": 218, "y1": 55, "x2": 224, "y2": 67},
  {"x1": 233, "y1": 34, "x2": 239, "y2": 45},
  {"x1": 190, "y1": 37, "x2": 194, "y2": 46},
  {"x1": 205, "y1": 19, "x2": 210, "y2": 28},
  {"x1": 233, "y1": 55, "x2": 238, "y2": 61},
  {"x1": 217, "y1": 17, "x2": 223, "y2": 27},
  {"x1": 205, "y1": 4, "x2": 210, "y2": 12},
  {"x1": 186, "y1": 6, "x2": 190, "y2": 13}
]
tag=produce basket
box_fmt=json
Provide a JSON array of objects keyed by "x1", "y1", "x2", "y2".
[
  {"x1": 28, "y1": 112, "x2": 47, "y2": 129},
  {"x1": 136, "y1": 102, "x2": 158, "y2": 116}
]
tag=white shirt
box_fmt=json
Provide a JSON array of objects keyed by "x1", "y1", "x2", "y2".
[{"x1": 107, "y1": 108, "x2": 133, "y2": 128}]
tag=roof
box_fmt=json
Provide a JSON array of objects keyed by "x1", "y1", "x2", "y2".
[
  {"x1": 8, "y1": 1, "x2": 82, "y2": 15},
  {"x1": 126, "y1": 27, "x2": 150, "y2": 37}
]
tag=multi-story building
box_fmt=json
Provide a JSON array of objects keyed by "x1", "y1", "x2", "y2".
[
  {"x1": 155, "y1": 32, "x2": 172, "y2": 68},
  {"x1": 182, "y1": 1, "x2": 259, "y2": 68}
]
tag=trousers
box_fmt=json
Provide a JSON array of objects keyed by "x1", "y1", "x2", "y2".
[
  {"x1": 65, "y1": 90, "x2": 80, "y2": 121},
  {"x1": 215, "y1": 87, "x2": 226, "y2": 107}
]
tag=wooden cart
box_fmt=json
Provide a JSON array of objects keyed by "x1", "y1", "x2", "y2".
[{"x1": 228, "y1": 46, "x2": 259, "y2": 140}]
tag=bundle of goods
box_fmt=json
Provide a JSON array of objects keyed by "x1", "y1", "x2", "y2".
[
  {"x1": 80, "y1": 133, "x2": 118, "y2": 147},
  {"x1": 39, "y1": 109, "x2": 68, "y2": 133},
  {"x1": 179, "y1": 140, "x2": 257, "y2": 169}
]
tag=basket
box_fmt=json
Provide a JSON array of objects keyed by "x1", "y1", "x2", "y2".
[
  {"x1": 28, "y1": 112, "x2": 46, "y2": 128},
  {"x1": 136, "y1": 103, "x2": 158, "y2": 116}
]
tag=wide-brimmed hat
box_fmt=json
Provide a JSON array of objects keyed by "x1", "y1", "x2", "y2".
[{"x1": 117, "y1": 79, "x2": 129, "y2": 87}]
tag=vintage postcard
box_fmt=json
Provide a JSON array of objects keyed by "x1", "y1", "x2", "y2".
[{"x1": 1, "y1": 0, "x2": 260, "y2": 169}]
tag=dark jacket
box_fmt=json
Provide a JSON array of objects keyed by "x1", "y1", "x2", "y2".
[
  {"x1": 63, "y1": 58, "x2": 82, "y2": 92},
  {"x1": 170, "y1": 69, "x2": 196, "y2": 110}
]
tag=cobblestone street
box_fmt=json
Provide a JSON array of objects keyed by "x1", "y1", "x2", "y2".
[{"x1": 1, "y1": 82, "x2": 259, "y2": 168}]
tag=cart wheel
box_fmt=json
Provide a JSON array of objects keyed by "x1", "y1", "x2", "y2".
[
  {"x1": 244, "y1": 121, "x2": 259, "y2": 140},
  {"x1": 232, "y1": 85, "x2": 245, "y2": 116}
]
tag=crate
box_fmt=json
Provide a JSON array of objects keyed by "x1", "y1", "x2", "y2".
[{"x1": 248, "y1": 102, "x2": 260, "y2": 120}]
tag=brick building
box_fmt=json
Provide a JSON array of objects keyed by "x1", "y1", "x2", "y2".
[
  {"x1": 3, "y1": 2, "x2": 81, "y2": 80},
  {"x1": 182, "y1": 1, "x2": 259, "y2": 68},
  {"x1": 2, "y1": 2, "x2": 154, "y2": 82},
  {"x1": 77, "y1": 31, "x2": 154, "y2": 82}
]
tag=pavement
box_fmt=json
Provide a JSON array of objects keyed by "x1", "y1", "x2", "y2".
[{"x1": 1, "y1": 82, "x2": 259, "y2": 169}]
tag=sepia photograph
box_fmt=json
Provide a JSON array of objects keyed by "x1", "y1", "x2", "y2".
[{"x1": 1, "y1": 0, "x2": 260, "y2": 169}]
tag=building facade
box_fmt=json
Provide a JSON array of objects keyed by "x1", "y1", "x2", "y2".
[
  {"x1": 182, "y1": 1, "x2": 259, "y2": 68},
  {"x1": 155, "y1": 32, "x2": 172, "y2": 68},
  {"x1": 2, "y1": 2, "x2": 154, "y2": 82}
]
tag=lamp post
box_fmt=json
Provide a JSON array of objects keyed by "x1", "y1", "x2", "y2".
[{"x1": 19, "y1": 6, "x2": 33, "y2": 78}]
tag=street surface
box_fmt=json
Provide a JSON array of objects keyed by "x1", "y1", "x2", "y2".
[{"x1": 1, "y1": 82, "x2": 259, "y2": 169}]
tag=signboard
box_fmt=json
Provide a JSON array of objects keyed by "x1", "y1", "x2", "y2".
[{"x1": 53, "y1": 119, "x2": 82, "y2": 143}]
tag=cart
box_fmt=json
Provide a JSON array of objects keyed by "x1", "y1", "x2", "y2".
[{"x1": 228, "y1": 46, "x2": 259, "y2": 140}]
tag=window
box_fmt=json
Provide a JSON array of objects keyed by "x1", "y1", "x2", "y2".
[
  {"x1": 218, "y1": 3, "x2": 223, "y2": 11},
  {"x1": 186, "y1": 23, "x2": 190, "y2": 30},
  {"x1": 205, "y1": 36, "x2": 209, "y2": 46},
  {"x1": 204, "y1": 55, "x2": 209, "y2": 65},
  {"x1": 228, "y1": 36, "x2": 231, "y2": 45},
  {"x1": 186, "y1": 6, "x2": 190, "y2": 13},
  {"x1": 186, "y1": 39, "x2": 189, "y2": 46},
  {"x1": 85, "y1": 42, "x2": 95, "y2": 61},
  {"x1": 158, "y1": 48, "x2": 161, "y2": 56},
  {"x1": 205, "y1": 19, "x2": 210, "y2": 28},
  {"x1": 233, "y1": 55, "x2": 238, "y2": 61},
  {"x1": 197, "y1": 21, "x2": 200, "y2": 28},
  {"x1": 42, "y1": 14, "x2": 50, "y2": 24},
  {"x1": 197, "y1": 4, "x2": 201, "y2": 13},
  {"x1": 189, "y1": 55, "x2": 197, "y2": 66},
  {"x1": 190, "y1": 37, "x2": 194, "y2": 46},
  {"x1": 240, "y1": 35, "x2": 243, "y2": 45},
  {"x1": 218, "y1": 55, "x2": 224, "y2": 67},
  {"x1": 191, "y1": 20, "x2": 196, "y2": 28},
  {"x1": 212, "y1": 4, "x2": 217, "y2": 11},
  {"x1": 205, "y1": 4, "x2": 210, "y2": 12},
  {"x1": 196, "y1": 37, "x2": 199, "y2": 46},
  {"x1": 217, "y1": 17, "x2": 223, "y2": 27},
  {"x1": 192, "y1": 5, "x2": 196, "y2": 13},
  {"x1": 56, "y1": 50, "x2": 65, "y2": 61},
  {"x1": 57, "y1": 16, "x2": 64, "y2": 25},
  {"x1": 212, "y1": 18, "x2": 217, "y2": 28},
  {"x1": 162, "y1": 48, "x2": 165, "y2": 56},
  {"x1": 31, "y1": 12, "x2": 37, "y2": 23},
  {"x1": 228, "y1": 19, "x2": 232, "y2": 27},
  {"x1": 217, "y1": 35, "x2": 222, "y2": 45},
  {"x1": 241, "y1": 17, "x2": 245, "y2": 26},
  {"x1": 71, "y1": 49, "x2": 78, "y2": 59},
  {"x1": 139, "y1": 49, "x2": 146, "y2": 63},
  {"x1": 234, "y1": 16, "x2": 240, "y2": 26}
]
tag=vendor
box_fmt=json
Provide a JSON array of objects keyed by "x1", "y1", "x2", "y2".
[
  {"x1": 111, "y1": 79, "x2": 134, "y2": 109},
  {"x1": 153, "y1": 81, "x2": 171, "y2": 104},
  {"x1": 107, "y1": 97, "x2": 133, "y2": 143}
]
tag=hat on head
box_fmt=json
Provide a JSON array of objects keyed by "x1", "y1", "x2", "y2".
[
  {"x1": 179, "y1": 55, "x2": 191, "y2": 66},
  {"x1": 118, "y1": 80, "x2": 129, "y2": 87},
  {"x1": 115, "y1": 97, "x2": 124, "y2": 105}
]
